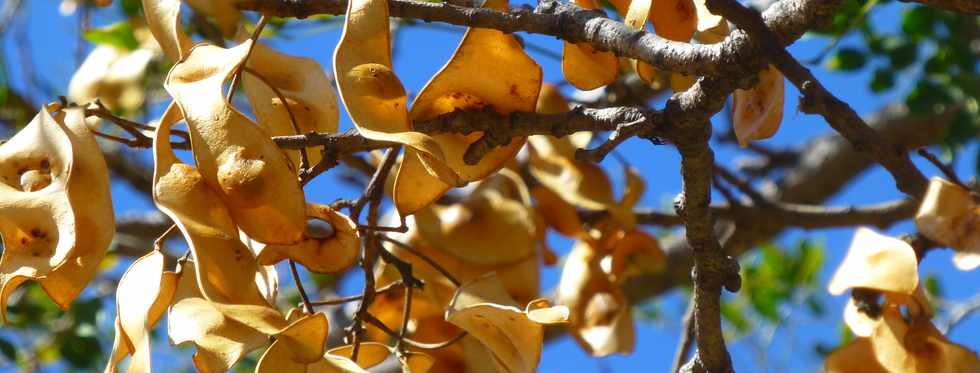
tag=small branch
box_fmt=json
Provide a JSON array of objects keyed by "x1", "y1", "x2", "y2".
[
  {"x1": 226, "y1": 15, "x2": 269, "y2": 101},
  {"x1": 917, "y1": 148, "x2": 965, "y2": 188}
]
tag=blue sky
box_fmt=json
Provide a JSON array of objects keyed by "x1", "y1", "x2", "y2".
[{"x1": 3, "y1": 0, "x2": 979, "y2": 372}]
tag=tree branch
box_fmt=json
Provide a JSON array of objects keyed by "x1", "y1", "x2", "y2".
[
  {"x1": 706, "y1": 0, "x2": 929, "y2": 198},
  {"x1": 621, "y1": 103, "x2": 957, "y2": 306},
  {"x1": 900, "y1": 0, "x2": 979, "y2": 14}
]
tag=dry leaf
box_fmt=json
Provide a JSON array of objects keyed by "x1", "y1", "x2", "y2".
[
  {"x1": 243, "y1": 43, "x2": 340, "y2": 168},
  {"x1": 827, "y1": 227, "x2": 919, "y2": 297},
  {"x1": 732, "y1": 64, "x2": 784, "y2": 147},
  {"x1": 168, "y1": 260, "x2": 287, "y2": 373},
  {"x1": 915, "y1": 177, "x2": 980, "y2": 270},
  {"x1": 0, "y1": 107, "x2": 114, "y2": 321},
  {"x1": 165, "y1": 42, "x2": 307, "y2": 245},
  {"x1": 394, "y1": 0, "x2": 542, "y2": 214},
  {"x1": 561, "y1": 0, "x2": 618, "y2": 90},
  {"x1": 105, "y1": 251, "x2": 178, "y2": 373},
  {"x1": 446, "y1": 273, "x2": 568, "y2": 373}
]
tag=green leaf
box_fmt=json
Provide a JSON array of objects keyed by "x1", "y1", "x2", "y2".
[
  {"x1": 59, "y1": 334, "x2": 102, "y2": 368},
  {"x1": 901, "y1": 7, "x2": 936, "y2": 38},
  {"x1": 885, "y1": 39, "x2": 918, "y2": 69},
  {"x1": 923, "y1": 274, "x2": 944, "y2": 297},
  {"x1": 83, "y1": 21, "x2": 140, "y2": 51},
  {"x1": 827, "y1": 48, "x2": 867, "y2": 71},
  {"x1": 120, "y1": 0, "x2": 143, "y2": 17},
  {"x1": 870, "y1": 67, "x2": 894, "y2": 93},
  {"x1": 0, "y1": 337, "x2": 16, "y2": 362},
  {"x1": 720, "y1": 300, "x2": 751, "y2": 334}
]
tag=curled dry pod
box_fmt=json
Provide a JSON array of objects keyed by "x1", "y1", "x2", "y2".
[
  {"x1": 561, "y1": 0, "x2": 619, "y2": 90},
  {"x1": 650, "y1": 0, "x2": 698, "y2": 42},
  {"x1": 827, "y1": 227, "x2": 919, "y2": 297},
  {"x1": 256, "y1": 313, "x2": 370, "y2": 372},
  {"x1": 623, "y1": 0, "x2": 658, "y2": 86},
  {"x1": 249, "y1": 203, "x2": 360, "y2": 274},
  {"x1": 732, "y1": 64, "x2": 785, "y2": 147},
  {"x1": 243, "y1": 43, "x2": 340, "y2": 168},
  {"x1": 414, "y1": 187, "x2": 538, "y2": 266},
  {"x1": 446, "y1": 273, "x2": 568, "y2": 373},
  {"x1": 0, "y1": 107, "x2": 114, "y2": 321},
  {"x1": 330, "y1": 342, "x2": 436, "y2": 372},
  {"x1": 183, "y1": 0, "x2": 239, "y2": 37},
  {"x1": 826, "y1": 314, "x2": 979, "y2": 372},
  {"x1": 105, "y1": 250, "x2": 178, "y2": 373},
  {"x1": 671, "y1": 0, "x2": 726, "y2": 92},
  {"x1": 151, "y1": 104, "x2": 281, "y2": 307},
  {"x1": 557, "y1": 242, "x2": 635, "y2": 356},
  {"x1": 395, "y1": 0, "x2": 543, "y2": 214},
  {"x1": 165, "y1": 42, "x2": 306, "y2": 245},
  {"x1": 168, "y1": 261, "x2": 287, "y2": 373},
  {"x1": 69, "y1": 44, "x2": 156, "y2": 112},
  {"x1": 334, "y1": 0, "x2": 459, "y2": 194},
  {"x1": 527, "y1": 135, "x2": 615, "y2": 211},
  {"x1": 824, "y1": 337, "x2": 890, "y2": 373},
  {"x1": 915, "y1": 177, "x2": 980, "y2": 270},
  {"x1": 141, "y1": 0, "x2": 192, "y2": 61}
]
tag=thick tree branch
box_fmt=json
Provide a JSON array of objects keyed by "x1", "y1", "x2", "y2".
[
  {"x1": 706, "y1": 0, "x2": 929, "y2": 198},
  {"x1": 621, "y1": 103, "x2": 957, "y2": 305},
  {"x1": 634, "y1": 198, "x2": 915, "y2": 229},
  {"x1": 675, "y1": 128, "x2": 736, "y2": 373},
  {"x1": 235, "y1": 0, "x2": 839, "y2": 79}
]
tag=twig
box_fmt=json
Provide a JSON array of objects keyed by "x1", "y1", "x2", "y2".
[
  {"x1": 289, "y1": 259, "x2": 315, "y2": 314},
  {"x1": 226, "y1": 15, "x2": 269, "y2": 102},
  {"x1": 310, "y1": 281, "x2": 405, "y2": 306},
  {"x1": 917, "y1": 148, "x2": 965, "y2": 188},
  {"x1": 362, "y1": 313, "x2": 467, "y2": 350},
  {"x1": 671, "y1": 298, "x2": 697, "y2": 373},
  {"x1": 378, "y1": 235, "x2": 461, "y2": 287},
  {"x1": 242, "y1": 67, "x2": 311, "y2": 173}
]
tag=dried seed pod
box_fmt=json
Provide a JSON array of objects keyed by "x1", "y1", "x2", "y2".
[{"x1": 165, "y1": 42, "x2": 307, "y2": 244}]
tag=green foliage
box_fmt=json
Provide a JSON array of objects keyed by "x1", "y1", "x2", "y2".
[
  {"x1": 720, "y1": 240, "x2": 826, "y2": 335},
  {"x1": 83, "y1": 21, "x2": 140, "y2": 51}
]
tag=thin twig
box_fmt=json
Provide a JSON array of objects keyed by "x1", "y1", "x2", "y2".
[
  {"x1": 310, "y1": 281, "x2": 405, "y2": 306},
  {"x1": 378, "y1": 235, "x2": 461, "y2": 287},
  {"x1": 226, "y1": 15, "x2": 270, "y2": 102},
  {"x1": 671, "y1": 298, "x2": 697, "y2": 373},
  {"x1": 242, "y1": 67, "x2": 311, "y2": 173},
  {"x1": 917, "y1": 148, "x2": 965, "y2": 188},
  {"x1": 362, "y1": 313, "x2": 467, "y2": 350},
  {"x1": 289, "y1": 259, "x2": 315, "y2": 314}
]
